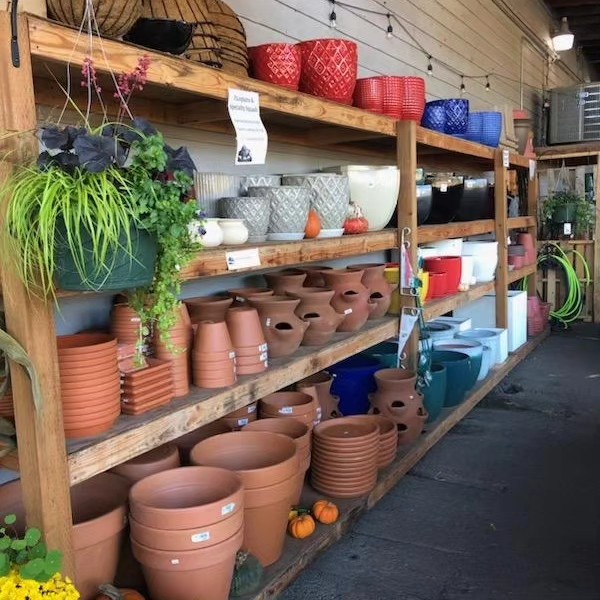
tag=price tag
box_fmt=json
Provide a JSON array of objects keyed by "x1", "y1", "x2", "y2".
[
  {"x1": 191, "y1": 531, "x2": 211, "y2": 543},
  {"x1": 280, "y1": 407, "x2": 294, "y2": 414},
  {"x1": 228, "y1": 89, "x2": 268, "y2": 165},
  {"x1": 221, "y1": 502, "x2": 236, "y2": 516},
  {"x1": 440, "y1": 183, "x2": 448, "y2": 193},
  {"x1": 226, "y1": 248, "x2": 261, "y2": 271},
  {"x1": 248, "y1": 404, "x2": 257, "y2": 413},
  {"x1": 237, "y1": 418, "x2": 249, "y2": 426},
  {"x1": 503, "y1": 149, "x2": 510, "y2": 168},
  {"x1": 564, "y1": 222, "x2": 572, "y2": 235},
  {"x1": 529, "y1": 159, "x2": 536, "y2": 181}
]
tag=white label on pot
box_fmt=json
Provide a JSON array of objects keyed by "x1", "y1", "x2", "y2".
[
  {"x1": 259, "y1": 351, "x2": 268, "y2": 361},
  {"x1": 229, "y1": 351, "x2": 236, "y2": 359},
  {"x1": 237, "y1": 418, "x2": 249, "y2": 426},
  {"x1": 259, "y1": 343, "x2": 268, "y2": 352},
  {"x1": 503, "y1": 149, "x2": 510, "y2": 167},
  {"x1": 171, "y1": 559, "x2": 180, "y2": 565},
  {"x1": 564, "y1": 222, "x2": 572, "y2": 235},
  {"x1": 191, "y1": 531, "x2": 211, "y2": 544},
  {"x1": 266, "y1": 318, "x2": 272, "y2": 327},
  {"x1": 248, "y1": 404, "x2": 257, "y2": 413},
  {"x1": 221, "y1": 502, "x2": 236, "y2": 516},
  {"x1": 236, "y1": 296, "x2": 245, "y2": 303},
  {"x1": 130, "y1": 317, "x2": 141, "y2": 323},
  {"x1": 440, "y1": 183, "x2": 448, "y2": 193},
  {"x1": 280, "y1": 406, "x2": 294, "y2": 414},
  {"x1": 264, "y1": 361, "x2": 269, "y2": 367},
  {"x1": 529, "y1": 159, "x2": 536, "y2": 180},
  {"x1": 344, "y1": 308, "x2": 353, "y2": 315},
  {"x1": 226, "y1": 248, "x2": 261, "y2": 271},
  {"x1": 228, "y1": 89, "x2": 268, "y2": 165}
]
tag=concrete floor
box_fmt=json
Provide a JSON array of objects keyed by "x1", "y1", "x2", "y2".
[{"x1": 280, "y1": 324, "x2": 600, "y2": 600}]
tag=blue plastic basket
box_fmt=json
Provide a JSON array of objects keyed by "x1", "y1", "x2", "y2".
[
  {"x1": 444, "y1": 98, "x2": 469, "y2": 135},
  {"x1": 480, "y1": 111, "x2": 503, "y2": 147},
  {"x1": 422, "y1": 100, "x2": 446, "y2": 132},
  {"x1": 465, "y1": 112, "x2": 483, "y2": 142}
]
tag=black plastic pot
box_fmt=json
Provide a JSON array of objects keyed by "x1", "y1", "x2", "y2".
[
  {"x1": 425, "y1": 181, "x2": 464, "y2": 224},
  {"x1": 455, "y1": 179, "x2": 493, "y2": 221},
  {"x1": 417, "y1": 185, "x2": 433, "y2": 225}
]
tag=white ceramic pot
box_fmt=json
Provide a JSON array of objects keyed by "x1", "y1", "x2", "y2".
[
  {"x1": 456, "y1": 328, "x2": 503, "y2": 366},
  {"x1": 321, "y1": 165, "x2": 400, "y2": 231},
  {"x1": 418, "y1": 246, "x2": 438, "y2": 260},
  {"x1": 459, "y1": 256, "x2": 475, "y2": 290},
  {"x1": 218, "y1": 219, "x2": 249, "y2": 245},
  {"x1": 478, "y1": 346, "x2": 492, "y2": 381},
  {"x1": 199, "y1": 218, "x2": 223, "y2": 248},
  {"x1": 426, "y1": 238, "x2": 464, "y2": 256},
  {"x1": 462, "y1": 241, "x2": 498, "y2": 283}
]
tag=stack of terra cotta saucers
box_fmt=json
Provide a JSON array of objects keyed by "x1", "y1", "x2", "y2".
[
  {"x1": 129, "y1": 466, "x2": 244, "y2": 600},
  {"x1": 226, "y1": 307, "x2": 268, "y2": 375},
  {"x1": 345, "y1": 414, "x2": 398, "y2": 469},
  {"x1": 120, "y1": 358, "x2": 175, "y2": 416},
  {"x1": 259, "y1": 391, "x2": 319, "y2": 430},
  {"x1": 154, "y1": 304, "x2": 194, "y2": 398},
  {"x1": 310, "y1": 417, "x2": 380, "y2": 498},
  {"x1": 221, "y1": 402, "x2": 257, "y2": 430},
  {"x1": 243, "y1": 417, "x2": 311, "y2": 505},
  {"x1": 58, "y1": 333, "x2": 121, "y2": 439},
  {"x1": 192, "y1": 321, "x2": 236, "y2": 388}
]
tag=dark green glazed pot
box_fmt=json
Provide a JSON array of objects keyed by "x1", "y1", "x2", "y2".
[
  {"x1": 362, "y1": 342, "x2": 399, "y2": 369},
  {"x1": 421, "y1": 363, "x2": 447, "y2": 423},
  {"x1": 55, "y1": 226, "x2": 158, "y2": 292},
  {"x1": 430, "y1": 350, "x2": 471, "y2": 407}
]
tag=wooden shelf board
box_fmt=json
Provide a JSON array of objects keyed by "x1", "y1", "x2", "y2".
[
  {"x1": 423, "y1": 281, "x2": 496, "y2": 320},
  {"x1": 418, "y1": 220, "x2": 494, "y2": 244},
  {"x1": 537, "y1": 143, "x2": 600, "y2": 160},
  {"x1": 508, "y1": 263, "x2": 536, "y2": 284},
  {"x1": 508, "y1": 216, "x2": 536, "y2": 229},
  {"x1": 183, "y1": 231, "x2": 398, "y2": 279},
  {"x1": 66, "y1": 317, "x2": 398, "y2": 485},
  {"x1": 248, "y1": 328, "x2": 550, "y2": 600}
]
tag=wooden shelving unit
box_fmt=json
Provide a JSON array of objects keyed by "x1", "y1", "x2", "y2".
[{"x1": 0, "y1": 12, "x2": 543, "y2": 586}]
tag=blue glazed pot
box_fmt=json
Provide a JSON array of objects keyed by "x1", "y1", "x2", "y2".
[
  {"x1": 421, "y1": 363, "x2": 447, "y2": 423},
  {"x1": 430, "y1": 350, "x2": 471, "y2": 407},
  {"x1": 362, "y1": 342, "x2": 399, "y2": 369},
  {"x1": 466, "y1": 112, "x2": 483, "y2": 142},
  {"x1": 444, "y1": 98, "x2": 469, "y2": 135},
  {"x1": 422, "y1": 100, "x2": 446, "y2": 132},
  {"x1": 432, "y1": 340, "x2": 483, "y2": 391},
  {"x1": 329, "y1": 355, "x2": 383, "y2": 415},
  {"x1": 480, "y1": 111, "x2": 503, "y2": 147}
]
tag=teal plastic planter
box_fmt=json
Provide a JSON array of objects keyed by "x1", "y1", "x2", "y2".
[
  {"x1": 362, "y1": 342, "x2": 400, "y2": 369},
  {"x1": 430, "y1": 350, "x2": 471, "y2": 407},
  {"x1": 421, "y1": 363, "x2": 447, "y2": 423}
]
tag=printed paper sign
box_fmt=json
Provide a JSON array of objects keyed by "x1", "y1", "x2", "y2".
[
  {"x1": 228, "y1": 89, "x2": 268, "y2": 165},
  {"x1": 529, "y1": 159, "x2": 536, "y2": 181},
  {"x1": 502, "y1": 149, "x2": 510, "y2": 168},
  {"x1": 226, "y1": 248, "x2": 261, "y2": 271}
]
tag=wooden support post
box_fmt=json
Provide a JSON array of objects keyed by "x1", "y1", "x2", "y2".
[
  {"x1": 594, "y1": 156, "x2": 600, "y2": 322},
  {"x1": 0, "y1": 14, "x2": 74, "y2": 575},
  {"x1": 527, "y1": 169, "x2": 539, "y2": 297},
  {"x1": 494, "y1": 152, "x2": 509, "y2": 329},
  {"x1": 396, "y1": 121, "x2": 418, "y2": 369}
]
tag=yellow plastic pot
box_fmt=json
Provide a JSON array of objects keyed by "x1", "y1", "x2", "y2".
[{"x1": 383, "y1": 267, "x2": 400, "y2": 315}]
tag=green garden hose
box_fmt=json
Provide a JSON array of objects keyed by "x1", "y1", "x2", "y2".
[{"x1": 521, "y1": 242, "x2": 591, "y2": 327}]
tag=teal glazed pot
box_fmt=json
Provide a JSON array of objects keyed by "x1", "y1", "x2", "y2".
[
  {"x1": 432, "y1": 339, "x2": 482, "y2": 391},
  {"x1": 421, "y1": 363, "x2": 447, "y2": 423},
  {"x1": 430, "y1": 350, "x2": 471, "y2": 407},
  {"x1": 362, "y1": 342, "x2": 399, "y2": 369}
]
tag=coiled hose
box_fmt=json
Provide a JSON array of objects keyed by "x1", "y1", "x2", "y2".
[{"x1": 520, "y1": 242, "x2": 592, "y2": 327}]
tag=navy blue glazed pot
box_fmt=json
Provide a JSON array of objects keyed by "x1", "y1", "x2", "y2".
[{"x1": 328, "y1": 355, "x2": 383, "y2": 415}]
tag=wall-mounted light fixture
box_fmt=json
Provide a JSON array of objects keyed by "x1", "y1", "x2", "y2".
[{"x1": 552, "y1": 17, "x2": 574, "y2": 52}]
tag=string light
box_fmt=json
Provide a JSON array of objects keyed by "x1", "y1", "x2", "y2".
[
  {"x1": 329, "y1": 0, "x2": 337, "y2": 28},
  {"x1": 386, "y1": 13, "x2": 393, "y2": 39},
  {"x1": 460, "y1": 76, "x2": 466, "y2": 95},
  {"x1": 485, "y1": 75, "x2": 490, "y2": 92},
  {"x1": 427, "y1": 55, "x2": 433, "y2": 76}
]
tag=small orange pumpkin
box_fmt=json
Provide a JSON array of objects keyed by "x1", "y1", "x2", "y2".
[
  {"x1": 96, "y1": 584, "x2": 145, "y2": 600},
  {"x1": 312, "y1": 500, "x2": 339, "y2": 524},
  {"x1": 288, "y1": 513, "x2": 316, "y2": 539},
  {"x1": 305, "y1": 209, "x2": 322, "y2": 239}
]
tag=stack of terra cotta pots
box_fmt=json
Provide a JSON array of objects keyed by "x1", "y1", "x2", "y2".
[
  {"x1": 259, "y1": 391, "x2": 320, "y2": 430},
  {"x1": 110, "y1": 302, "x2": 144, "y2": 347},
  {"x1": 226, "y1": 306, "x2": 268, "y2": 375},
  {"x1": 129, "y1": 466, "x2": 244, "y2": 600},
  {"x1": 369, "y1": 369, "x2": 428, "y2": 446},
  {"x1": 346, "y1": 414, "x2": 398, "y2": 469},
  {"x1": 296, "y1": 372, "x2": 340, "y2": 421},
  {"x1": 184, "y1": 295, "x2": 234, "y2": 325},
  {"x1": 192, "y1": 321, "x2": 236, "y2": 388},
  {"x1": 311, "y1": 417, "x2": 380, "y2": 498},
  {"x1": 190, "y1": 431, "x2": 299, "y2": 566},
  {"x1": 243, "y1": 417, "x2": 311, "y2": 504},
  {"x1": 153, "y1": 303, "x2": 193, "y2": 397},
  {"x1": 120, "y1": 358, "x2": 175, "y2": 416},
  {"x1": 58, "y1": 333, "x2": 121, "y2": 439},
  {"x1": 221, "y1": 402, "x2": 258, "y2": 430}
]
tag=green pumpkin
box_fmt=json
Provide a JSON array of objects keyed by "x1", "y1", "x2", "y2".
[{"x1": 230, "y1": 551, "x2": 263, "y2": 597}]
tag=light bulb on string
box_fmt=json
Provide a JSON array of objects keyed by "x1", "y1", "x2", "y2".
[
  {"x1": 329, "y1": 0, "x2": 337, "y2": 28},
  {"x1": 427, "y1": 55, "x2": 433, "y2": 75},
  {"x1": 386, "y1": 14, "x2": 393, "y2": 39},
  {"x1": 460, "y1": 76, "x2": 466, "y2": 95},
  {"x1": 485, "y1": 75, "x2": 490, "y2": 92}
]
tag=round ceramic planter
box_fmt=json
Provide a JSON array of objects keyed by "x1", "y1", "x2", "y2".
[
  {"x1": 346, "y1": 263, "x2": 394, "y2": 319},
  {"x1": 173, "y1": 421, "x2": 231, "y2": 464},
  {"x1": 296, "y1": 371, "x2": 340, "y2": 421},
  {"x1": 129, "y1": 466, "x2": 244, "y2": 529},
  {"x1": 259, "y1": 391, "x2": 315, "y2": 419},
  {"x1": 112, "y1": 444, "x2": 181, "y2": 483},
  {"x1": 430, "y1": 350, "x2": 472, "y2": 407},
  {"x1": 298, "y1": 265, "x2": 333, "y2": 287},
  {"x1": 243, "y1": 418, "x2": 310, "y2": 452},
  {"x1": 199, "y1": 218, "x2": 224, "y2": 247},
  {"x1": 264, "y1": 270, "x2": 307, "y2": 295},
  {"x1": 218, "y1": 219, "x2": 249, "y2": 245},
  {"x1": 421, "y1": 363, "x2": 447, "y2": 423},
  {"x1": 185, "y1": 296, "x2": 233, "y2": 323},
  {"x1": 247, "y1": 185, "x2": 311, "y2": 234},
  {"x1": 193, "y1": 321, "x2": 234, "y2": 355},
  {"x1": 456, "y1": 328, "x2": 502, "y2": 367},
  {"x1": 228, "y1": 287, "x2": 274, "y2": 305},
  {"x1": 219, "y1": 196, "x2": 270, "y2": 242},
  {"x1": 432, "y1": 340, "x2": 482, "y2": 389},
  {"x1": 57, "y1": 333, "x2": 117, "y2": 356},
  {"x1": 362, "y1": 342, "x2": 400, "y2": 369},
  {"x1": 328, "y1": 355, "x2": 382, "y2": 415},
  {"x1": 462, "y1": 241, "x2": 498, "y2": 283}
]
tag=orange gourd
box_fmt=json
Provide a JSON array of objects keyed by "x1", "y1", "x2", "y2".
[
  {"x1": 96, "y1": 584, "x2": 145, "y2": 600},
  {"x1": 288, "y1": 513, "x2": 316, "y2": 539},
  {"x1": 312, "y1": 500, "x2": 339, "y2": 524},
  {"x1": 305, "y1": 209, "x2": 322, "y2": 238}
]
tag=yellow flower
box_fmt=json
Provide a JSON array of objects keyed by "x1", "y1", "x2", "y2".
[{"x1": 0, "y1": 571, "x2": 80, "y2": 599}]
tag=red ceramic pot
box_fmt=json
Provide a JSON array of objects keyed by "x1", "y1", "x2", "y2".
[
  {"x1": 508, "y1": 254, "x2": 524, "y2": 269},
  {"x1": 250, "y1": 43, "x2": 302, "y2": 90},
  {"x1": 376, "y1": 76, "x2": 404, "y2": 119},
  {"x1": 353, "y1": 77, "x2": 383, "y2": 113},
  {"x1": 400, "y1": 76, "x2": 426, "y2": 121},
  {"x1": 424, "y1": 257, "x2": 461, "y2": 295},
  {"x1": 427, "y1": 271, "x2": 447, "y2": 299}
]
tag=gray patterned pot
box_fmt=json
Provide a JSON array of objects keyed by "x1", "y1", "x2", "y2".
[
  {"x1": 281, "y1": 173, "x2": 350, "y2": 229},
  {"x1": 219, "y1": 196, "x2": 271, "y2": 242},
  {"x1": 194, "y1": 172, "x2": 242, "y2": 217},
  {"x1": 247, "y1": 186, "x2": 311, "y2": 234},
  {"x1": 240, "y1": 175, "x2": 281, "y2": 194}
]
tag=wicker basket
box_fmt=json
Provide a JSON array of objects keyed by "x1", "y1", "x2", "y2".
[
  {"x1": 47, "y1": 0, "x2": 141, "y2": 38},
  {"x1": 141, "y1": 0, "x2": 222, "y2": 67}
]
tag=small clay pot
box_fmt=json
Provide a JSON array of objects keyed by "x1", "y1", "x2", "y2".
[
  {"x1": 259, "y1": 391, "x2": 316, "y2": 420},
  {"x1": 111, "y1": 444, "x2": 180, "y2": 483},
  {"x1": 243, "y1": 418, "x2": 310, "y2": 454},
  {"x1": 185, "y1": 296, "x2": 234, "y2": 323},
  {"x1": 264, "y1": 269, "x2": 307, "y2": 295},
  {"x1": 299, "y1": 265, "x2": 333, "y2": 287},
  {"x1": 192, "y1": 349, "x2": 236, "y2": 362},
  {"x1": 296, "y1": 372, "x2": 340, "y2": 420},
  {"x1": 346, "y1": 263, "x2": 395, "y2": 319},
  {"x1": 193, "y1": 361, "x2": 236, "y2": 378},
  {"x1": 60, "y1": 363, "x2": 118, "y2": 383},
  {"x1": 226, "y1": 307, "x2": 267, "y2": 350},
  {"x1": 193, "y1": 321, "x2": 235, "y2": 355},
  {"x1": 225, "y1": 403, "x2": 258, "y2": 420},
  {"x1": 110, "y1": 303, "x2": 144, "y2": 344},
  {"x1": 236, "y1": 353, "x2": 268, "y2": 367},
  {"x1": 221, "y1": 412, "x2": 258, "y2": 430},
  {"x1": 235, "y1": 344, "x2": 269, "y2": 357},
  {"x1": 228, "y1": 287, "x2": 274, "y2": 305},
  {"x1": 194, "y1": 373, "x2": 237, "y2": 389}
]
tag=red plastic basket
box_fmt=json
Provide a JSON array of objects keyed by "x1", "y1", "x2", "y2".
[
  {"x1": 353, "y1": 77, "x2": 383, "y2": 112},
  {"x1": 378, "y1": 76, "x2": 404, "y2": 119},
  {"x1": 400, "y1": 76, "x2": 426, "y2": 122},
  {"x1": 249, "y1": 43, "x2": 301, "y2": 91},
  {"x1": 297, "y1": 39, "x2": 358, "y2": 105}
]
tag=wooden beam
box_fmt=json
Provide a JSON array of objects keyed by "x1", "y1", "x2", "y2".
[
  {"x1": 176, "y1": 100, "x2": 230, "y2": 125},
  {"x1": 0, "y1": 13, "x2": 74, "y2": 575},
  {"x1": 423, "y1": 281, "x2": 496, "y2": 321},
  {"x1": 418, "y1": 220, "x2": 494, "y2": 244},
  {"x1": 527, "y1": 170, "x2": 539, "y2": 297},
  {"x1": 307, "y1": 126, "x2": 388, "y2": 145},
  {"x1": 508, "y1": 216, "x2": 536, "y2": 229},
  {"x1": 494, "y1": 151, "x2": 509, "y2": 329},
  {"x1": 594, "y1": 156, "x2": 600, "y2": 323}
]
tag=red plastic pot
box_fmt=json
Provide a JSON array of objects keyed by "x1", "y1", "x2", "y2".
[
  {"x1": 377, "y1": 76, "x2": 404, "y2": 119},
  {"x1": 297, "y1": 39, "x2": 358, "y2": 105},
  {"x1": 427, "y1": 271, "x2": 448, "y2": 298},
  {"x1": 353, "y1": 77, "x2": 383, "y2": 112},
  {"x1": 424, "y1": 256, "x2": 461, "y2": 294},
  {"x1": 400, "y1": 76, "x2": 426, "y2": 121},
  {"x1": 250, "y1": 43, "x2": 302, "y2": 90}
]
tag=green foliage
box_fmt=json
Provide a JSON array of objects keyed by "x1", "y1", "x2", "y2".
[
  {"x1": 542, "y1": 191, "x2": 596, "y2": 237},
  {"x1": 0, "y1": 514, "x2": 62, "y2": 582}
]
